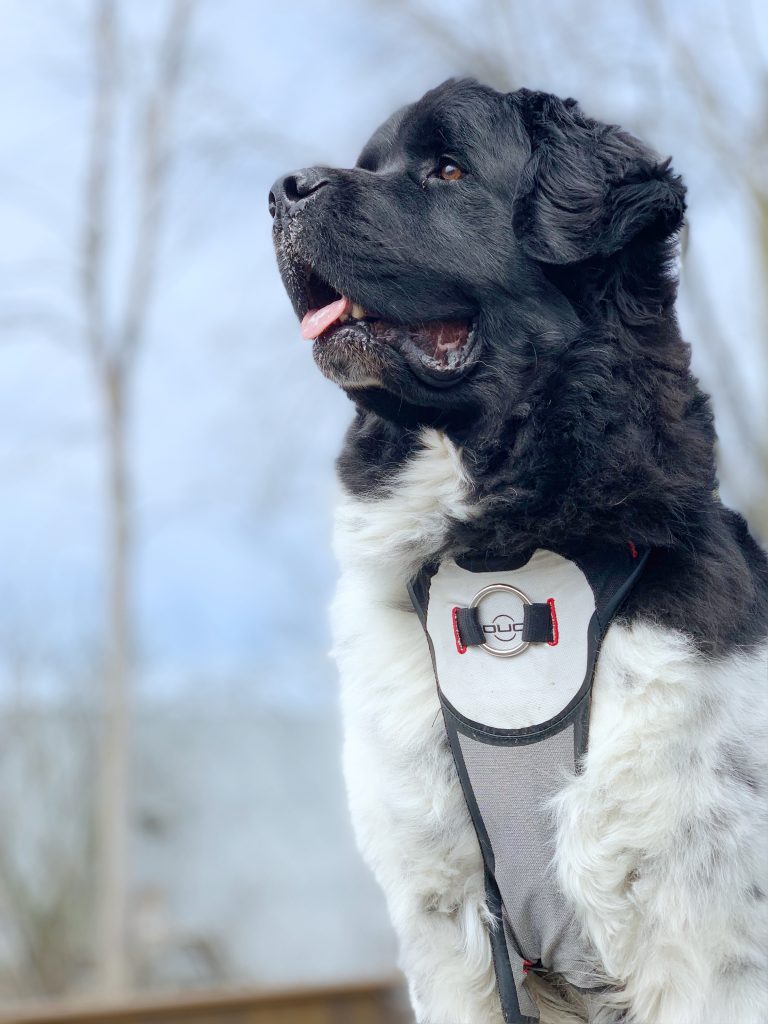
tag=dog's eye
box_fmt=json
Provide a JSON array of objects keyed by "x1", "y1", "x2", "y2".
[{"x1": 433, "y1": 158, "x2": 465, "y2": 182}]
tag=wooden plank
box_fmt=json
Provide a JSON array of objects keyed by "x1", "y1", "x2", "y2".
[{"x1": 0, "y1": 980, "x2": 410, "y2": 1024}]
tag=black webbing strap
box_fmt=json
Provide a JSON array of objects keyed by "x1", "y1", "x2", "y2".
[
  {"x1": 522, "y1": 604, "x2": 554, "y2": 643},
  {"x1": 454, "y1": 603, "x2": 554, "y2": 649},
  {"x1": 454, "y1": 606, "x2": 485, "y2": 647}
]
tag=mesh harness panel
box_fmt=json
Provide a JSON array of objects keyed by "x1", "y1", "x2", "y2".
[{"x1": 408, "y1": 545, "x2": 650, "y2": 1023}]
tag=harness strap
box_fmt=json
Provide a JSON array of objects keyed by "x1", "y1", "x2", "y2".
[
  {"x1": 522, "y1": 603, "x2": 555, "y2": 644},
  {"x1": 409, "y1": 543, "x2": 652, "y2": 1023},
  {"x1": 453, "y1": 601, "x2": 556, "y2": 649},
  {"x1": 453, "y1": 605, "x2": 485, "y2": 647}
]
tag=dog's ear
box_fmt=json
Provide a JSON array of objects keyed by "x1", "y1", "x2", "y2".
[{"x1": 511, "y1": 91, "x2": 686, "y2": 264}]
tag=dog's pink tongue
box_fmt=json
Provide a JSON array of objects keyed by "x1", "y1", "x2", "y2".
[{"x1": 301, "y1": 296, "x2": 351, "y2": 340}]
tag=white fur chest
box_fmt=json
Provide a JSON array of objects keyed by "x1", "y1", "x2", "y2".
[
  {"x1": 330, "y1": 430, "x2": 507, "y2": 1021},
  {"x1": 330, "y1": 429, "x2": 475, "y2": 863}
]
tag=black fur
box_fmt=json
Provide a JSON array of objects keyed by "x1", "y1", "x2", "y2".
[{"x1": 271, "y1": 79, "x2": 768, "y2": 659}]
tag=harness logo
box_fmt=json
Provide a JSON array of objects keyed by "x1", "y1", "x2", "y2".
[
  {"x1": 469, "y1": 582, "x2": 532, "y2": 658},
  {"x1": 482, "y1": 614, "x2": 523, "y2": 642}
]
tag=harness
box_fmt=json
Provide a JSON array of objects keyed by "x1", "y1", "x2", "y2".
[{"x1": 408, "y1": 544, "x2": 650, "y2": 1023}]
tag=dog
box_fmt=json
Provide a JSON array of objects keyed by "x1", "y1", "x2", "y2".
[{"x1": 269, "y1": 79, "x2": 768, "y2": 1024}]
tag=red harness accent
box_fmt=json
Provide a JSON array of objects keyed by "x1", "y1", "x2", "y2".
[
  {"x1": 546, "y1": 598, "x2": 559, "y2": 647},
  {"x1": 452, "y1": 606, "x2": 467, "y2": 654}
]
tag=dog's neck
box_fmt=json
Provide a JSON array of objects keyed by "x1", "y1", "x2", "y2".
[{"x1": 338, "y1": 287, "x2": 719, "y2": 561}]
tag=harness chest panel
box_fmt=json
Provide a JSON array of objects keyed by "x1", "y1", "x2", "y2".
[
  {"x1": 428, "y1": 551, "x2": 594, "y2": 729},
  {"x1": 408, "y1": 545, "x2": 649, "y2": 1024}
]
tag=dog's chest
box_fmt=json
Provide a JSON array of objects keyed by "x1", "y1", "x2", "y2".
[
  {"x1": 331, "y1": 430, "x2": 698, "y2": 1024},
  {"x1": 331, "y1": 432, "x2": 484, "y2": 889},
  {"x1": 332, "y1": 433, "x2": 607, "y2": 1014}
]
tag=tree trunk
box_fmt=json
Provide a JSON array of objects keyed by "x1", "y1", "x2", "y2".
[
  {"x1": 97, "y1": 361, "x2": 132, "y2": 994},
  {"x1": 754, "y1": 191, "x2": 768, "y2": 539}
]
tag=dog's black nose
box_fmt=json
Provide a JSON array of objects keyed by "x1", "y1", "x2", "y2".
[{"x1": 269, "y1": 168, "x2": 330, "y2": 218}]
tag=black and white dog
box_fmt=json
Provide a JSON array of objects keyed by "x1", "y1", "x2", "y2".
[{"x1": 270, "y1": 80, "x2": 768, "y2": 1024}]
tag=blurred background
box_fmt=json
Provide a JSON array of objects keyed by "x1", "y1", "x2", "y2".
[{"x1": 0, "y1": 0, "x2": 765, "y2": 1021}]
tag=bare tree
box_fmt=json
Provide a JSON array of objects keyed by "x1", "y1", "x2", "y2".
[
  {"x1": 1, "y1": 0, "x2": 311, "y2": 996},
  {"x1": 79, "y1": 0, "x2": 196, "y2": 994},
  {"x1": 638, "y1": 0, "x2": 768, "y2": 534}
]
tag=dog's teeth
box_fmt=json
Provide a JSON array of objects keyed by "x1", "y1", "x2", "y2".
[
  {"x1": 351, "y1": 303, "x2": 366, "y2": 319},
  {"x1": 339, "y1": 312, "x2": 350, "y2": 322}
]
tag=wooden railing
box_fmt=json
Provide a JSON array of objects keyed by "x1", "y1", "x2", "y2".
[{"x1": 0, "y1": 980, "x2": 411, "y2": 1024}]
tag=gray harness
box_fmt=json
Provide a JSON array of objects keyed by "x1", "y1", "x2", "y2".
[{"x1": 409, "y1": 544, "x2": 650, "y2": 1022}]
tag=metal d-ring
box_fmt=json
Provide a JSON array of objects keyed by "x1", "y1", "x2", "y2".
[{"x1": 469, "y1": 583, "x2": 531, "y2": 658}]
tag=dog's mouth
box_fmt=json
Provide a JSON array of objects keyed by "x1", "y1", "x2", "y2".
[{"x1": 298, "y1": 270, "x2": 478, "y2": 385}]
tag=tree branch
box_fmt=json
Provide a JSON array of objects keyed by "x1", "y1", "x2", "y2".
[
  {"x1": 118, "y1": 0, "x2": 196, "y2": 365},
  {"x1": 681, "y1": 241, "x2": 765, "y2": 475},
  {"x1": 80, "y1": 0, "x2": 118, "y2": 373}
]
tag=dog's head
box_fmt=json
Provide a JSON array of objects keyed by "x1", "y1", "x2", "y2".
[{"x1": 270, "y1": 79, "x2": 685, "y2": 427}]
